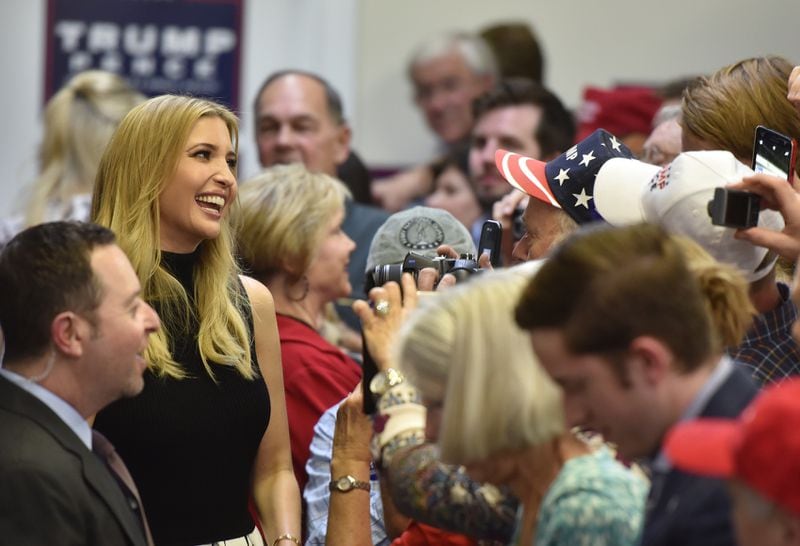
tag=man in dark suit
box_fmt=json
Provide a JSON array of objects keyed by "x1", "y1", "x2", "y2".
[
  {"x1": 515, "y1": 223, "x2": 758, "y2": 546},
  {"x1": 0, "y1": 221, "x2": 160, "y2": 545}
]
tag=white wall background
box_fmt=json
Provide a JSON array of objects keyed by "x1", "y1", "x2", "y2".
[{"x1": 1, "y1": 0, "x2": 799, "y2": 217}]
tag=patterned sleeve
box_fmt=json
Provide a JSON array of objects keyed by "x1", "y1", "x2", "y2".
[{"x1": 386, "y1": 443, "x2": 518, "y2": 542}]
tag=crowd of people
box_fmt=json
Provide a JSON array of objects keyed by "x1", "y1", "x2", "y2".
[{"x1": 2, "y1": 21, "x2": 800, "y2": 546}]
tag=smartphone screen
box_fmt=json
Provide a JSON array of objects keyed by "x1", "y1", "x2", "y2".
[{"x1": 752, "y1": 125, "x2": 796, "y2": 181}]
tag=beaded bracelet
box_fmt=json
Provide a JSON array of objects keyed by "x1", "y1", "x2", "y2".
[{"x1": 272, "y1": 533, "x2": 301, "y2": 546}]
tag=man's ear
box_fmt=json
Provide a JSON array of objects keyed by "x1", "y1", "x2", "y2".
[
  {"x1": 50, "y1": 312, "x2": 85, "y2": 358},
  {"x1": 333, "y1": 123, "x2": 352, "y2": 166},
  {"x1": 628, "y1": 336, "x2": 672, "y2": 386}
]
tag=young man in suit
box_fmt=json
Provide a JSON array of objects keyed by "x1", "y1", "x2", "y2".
[
  {"x1": 0, "y1": 221, "x2": 160, "y2": 545},
  {"x1": 515, "y1": 223, "x2": 758, "y2": 546}
]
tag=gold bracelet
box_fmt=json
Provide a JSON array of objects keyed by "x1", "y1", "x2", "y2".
[{"x1": 272, "y1": 533, "x2": 301, "y2": 546}]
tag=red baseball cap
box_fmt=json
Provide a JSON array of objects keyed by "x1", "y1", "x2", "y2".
[
  {"x1": 575, "y1": 86, "x2": 662, "y2": 143},
  {"x1": 665, "y1": 378, "x2": 800, "y2": 516}
]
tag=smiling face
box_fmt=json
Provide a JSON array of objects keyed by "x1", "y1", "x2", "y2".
[
  {"x1": 529, "y1": 329, "x2": 664, "y2": 460},
  {"x1": 412, "y1": 51, "x2": 492, "y2": 145},
  {"x1": 83, "y1": 244, "x2": 160, "y2": 404},
  {"x1": 158, "y1": 116, "x2": 237, "y2": 253},
  {"x1": 305, "y1": 207, "x2": 355, "y2": 302}
]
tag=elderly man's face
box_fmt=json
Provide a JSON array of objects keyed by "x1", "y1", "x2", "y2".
[
  {"x1": 255, "y1": 74, "x2": 350, "y2": 176},
  {"x1": 412, "y1": 51, "x2": 492, "y2": 145},
  {"x1": 511, "y1": 197, "x2": 569, "y2": 263},
  {"x1": 642, "y1": 119, "x2": 682, "y2": 167}
]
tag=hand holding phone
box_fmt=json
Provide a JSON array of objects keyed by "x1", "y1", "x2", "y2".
[{"x1": 752, "y1": 125, "x2": 797, "y2": 182}]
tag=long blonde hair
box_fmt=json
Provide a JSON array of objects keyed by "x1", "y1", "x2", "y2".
[
  {"x1": 92, "y1": 95, "x2": 252, "y2": 379},
  {"x1": 27, "y1": 70, "x2": 144, "y2": 226}
]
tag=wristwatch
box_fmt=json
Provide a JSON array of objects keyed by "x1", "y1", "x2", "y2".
[
  {"x1": 329, "y1": 475, "x2": 370, "y2": 493},
  {"x1": 369, "y1": 368, "x2": 405, "y2": 397}
]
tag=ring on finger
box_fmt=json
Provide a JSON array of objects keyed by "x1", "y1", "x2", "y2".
[{"x1": 375, "y1": 300, "x2": 390, "y2": 316}]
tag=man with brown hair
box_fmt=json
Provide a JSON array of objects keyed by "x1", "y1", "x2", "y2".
[
  {"x1": 0, "y1": 221, "x2": 160, "y2": 545},
  {"x1": 516, "y1": 223, "x2": 757, "y2": 546}
]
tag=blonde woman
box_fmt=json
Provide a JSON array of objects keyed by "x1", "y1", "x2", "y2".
[
  {"x1": 0, "y1": 70, "x2": 144, "y2": 245},
  {"x1": 91, "y1": 95, "x2": 300, "y2": 546},
  {"x1": 236, "y1": 164, "x2": 360, "y2": 493}
]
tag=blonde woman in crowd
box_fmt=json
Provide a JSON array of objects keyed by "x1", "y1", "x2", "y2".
[
  {"x1": 91, "y1": 95, "x2": 300, "y2": 546},
  {"x1": 236, "y1": 164, "x2": 361, "y2": 495},
  {"x1": 0, "y1": 70, "x2": 144, "y2": 245}
]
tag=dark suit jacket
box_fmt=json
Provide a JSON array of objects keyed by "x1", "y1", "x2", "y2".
[
  {"x1": 0, "y1": 375, "x2": 147, "y2": 546},
  {"x1": 641, "y1": 365, "x2": 758, "y2": 546}
]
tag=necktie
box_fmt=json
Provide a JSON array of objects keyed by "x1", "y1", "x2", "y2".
[{"x1": 92, "y1": 430, "x2": 155, "y2": 546}]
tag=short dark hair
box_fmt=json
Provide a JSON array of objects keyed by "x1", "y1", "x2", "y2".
[
  {"x1": 0, "y1": 221, "x2": 115, "y2": 362},
  {"x1": 253, "y1": 69, "x2": 346, "y2": 125},
  {"x1": 515, "y1": 223, "x2": 715, "y2": 373},
  {"x1": 473, "y1": 78, "x2": 575, "y2": 158}
]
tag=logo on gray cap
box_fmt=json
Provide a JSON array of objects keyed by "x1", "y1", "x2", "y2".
[{"x1": 398, "y1": 217, "x2": 445, "y2": 250}]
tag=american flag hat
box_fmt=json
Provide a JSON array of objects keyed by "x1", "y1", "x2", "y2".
[{"x1": 494, "y1": 128, "x2": 634, "y2": 225}]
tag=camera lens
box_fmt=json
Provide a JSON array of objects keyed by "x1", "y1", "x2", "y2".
[{"x1": 374, "y1": 263, "x2": 403, "y2": 286}]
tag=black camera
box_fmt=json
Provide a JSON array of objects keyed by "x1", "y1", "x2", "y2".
[
  {"x1": 707, "y1": 187, "x2": 760, "y2": 229},
  {"x1": 366, "y1": 251, "x2": 481, "y2": 291}
]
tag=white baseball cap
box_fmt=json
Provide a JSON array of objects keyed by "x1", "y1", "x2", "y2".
[{"x1": 594, "y1": 151, "x2": 784, "y2": 282}]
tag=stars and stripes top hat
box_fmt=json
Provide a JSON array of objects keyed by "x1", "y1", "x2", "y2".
[{"x1": 494, "y1": 129, "x2": 634, "y2": 225}]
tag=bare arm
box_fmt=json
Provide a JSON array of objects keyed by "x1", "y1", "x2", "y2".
[
  {"x1": 326, "y1": 389, "x2": 374, "y2": 546},
  {"x1": 241, "y1": 275, "x2": 302, "y2": 545}
]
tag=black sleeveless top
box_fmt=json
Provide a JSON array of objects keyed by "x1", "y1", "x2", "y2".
[{"x1": 94, "y1": 250, "x2": 271, "y2": 546}]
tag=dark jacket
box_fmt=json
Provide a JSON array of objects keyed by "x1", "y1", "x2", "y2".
[
  {"x1": 641, "y1": 365, "x2": 758, "y2": 546},
  {"x1": 0, "y1": 375, "x2": 147, "y2": 546}
]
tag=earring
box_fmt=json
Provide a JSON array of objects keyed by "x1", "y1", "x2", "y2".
[{"x1": 287, "y1": 275, "x2": 309, "y2": 302}]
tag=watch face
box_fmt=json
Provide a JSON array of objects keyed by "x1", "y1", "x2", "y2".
[
  {"x1": 369, "y1": 373, "x2": 386, "y2": 395},
  {"x1": 335, "y1": 476, "x2": 353, "y2": 491}
]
